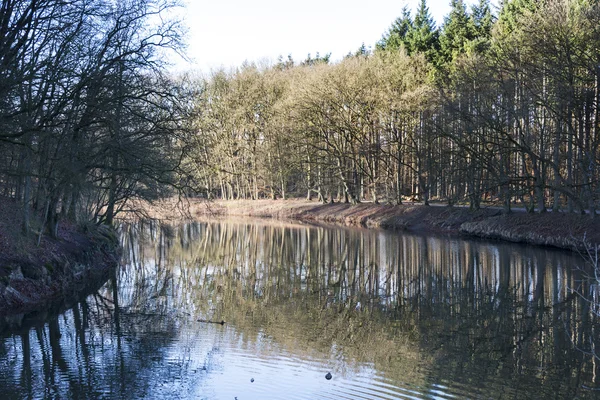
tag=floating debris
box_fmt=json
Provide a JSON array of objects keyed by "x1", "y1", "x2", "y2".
[{"x1": 197, "y1": 319, "x2": 225, "y2": 325}]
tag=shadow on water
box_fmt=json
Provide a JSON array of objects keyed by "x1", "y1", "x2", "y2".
[
  {"x1": 1, "y1": 218, "x2": 599, "y2": 399},
  {"x1": 0, "y1": 267, "x2": 182, "y2": 399}
]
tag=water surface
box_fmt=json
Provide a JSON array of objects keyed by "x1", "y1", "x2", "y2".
[{"x1": 1, "y1": 219, "x2": 599, "y2": 399}]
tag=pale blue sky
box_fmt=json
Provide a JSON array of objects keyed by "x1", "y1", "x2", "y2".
[{"x1": 175, "y1": 0, "x2": 494, "y2": 73}]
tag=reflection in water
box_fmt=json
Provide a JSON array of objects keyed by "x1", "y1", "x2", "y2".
[{"x1": 1, "y1": 218, "x2": 599, "y2": 399}]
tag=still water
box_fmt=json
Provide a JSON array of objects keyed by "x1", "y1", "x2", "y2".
[{"x1": 1, "y1": 219, "x2": 599, "y2": 399}]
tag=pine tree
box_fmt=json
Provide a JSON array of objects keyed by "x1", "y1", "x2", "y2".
[
  {"x1": 301, "y1": 52, "x2": 331, "y2": 66},
  {"x1": 469, "y1": 0, "x2": 494, "y2": 54},
  {"x1": 497, "y1": 0, "x2": 538, "y2": 35},
  {"x1": 354, "y1": 43, "x2": 371, "y2": 57},
  {"x1": 439, "y1": 0, "x2": 476, "y2": 66},
  {"x1": 471, "y1": 0, "x2": 494, "y2": 38},
  {"x1": 377, "y1": 6, "x2": 413, "y2": 52},
  {"x1": 407, "y1": 0, "x2": 440, "y2": 63}
]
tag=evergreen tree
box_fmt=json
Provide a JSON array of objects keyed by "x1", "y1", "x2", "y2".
[
  {"x1": 469, "y1": 0, "x2": 495, "y2": 53},
  {"x1": 354, "y1": 43, "x2": 371, "y2": 58},
  {"x1": 377, "y1": 6, "x2": 413, "y2": 52},
  {"x1": 471, "y1": 0, "x2": 494, "y2": 38},
  {"x1": 301, "y1": 52, "x2": 331, "y2": 66},
  {"x1": 407, "y1": 0, "x2": 440, "y2": 63},
  {"x1": 439, "y1": 0, "x2": 475, "y2": 66},
  {"x1": 276, "y1": 54, "x2": 295, "y2": 70},
  {"x1": 497, "y1": 0, "x2": 538, "y2": 34}
]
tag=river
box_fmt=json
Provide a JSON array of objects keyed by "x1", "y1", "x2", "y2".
[{"x1": 1, "y1": 218, "x2": 599, "y2": 399}]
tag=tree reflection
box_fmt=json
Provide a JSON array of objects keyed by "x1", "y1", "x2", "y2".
[
  {"x1": 0, "y1": 265, "x2": 182, "y2": 399},
  {"x1": 119, "y1": 219, "x2": 600, "y2": 398},
  {"x1": 1, "y1": 219, "x2": 599, "y2": 399}
]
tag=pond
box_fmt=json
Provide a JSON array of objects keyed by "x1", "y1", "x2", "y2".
[{"x1": 1, "y1": 218, "x2": 599, "y2": 399}]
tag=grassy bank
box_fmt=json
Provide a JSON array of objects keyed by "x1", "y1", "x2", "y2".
[
  {"x1": 0, "y1": 197, "x2": 120, "y2": 317},
  {"x1": 173, "y1": 199, "x2": 599, "y2": 252}
]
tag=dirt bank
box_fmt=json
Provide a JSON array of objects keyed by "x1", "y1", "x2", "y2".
[
  {"x1": 177, "y1": 199, "x2": 599, "y2": 252},
  {"x1": 0, "y1": 197, "x2": 120, "y2": 317}
]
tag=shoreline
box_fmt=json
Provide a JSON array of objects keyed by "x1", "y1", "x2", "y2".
[
  {"x1": 0, "y1": 197, "x2": 120, "y2": 318},
  {"x1": 2, "y1": 197, "x2": 596, "y2": 323},
  {"x1": 173, "y1": 199, "x2": 599, "y2": 252}
]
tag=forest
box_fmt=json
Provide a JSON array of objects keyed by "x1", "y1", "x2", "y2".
[
  {"x1": 0, "y1": 0, "x2": 192, "y2": 237},
  {"x1": 1, "y1": 0, "x2": 599, "y2": 244},
  {"x1": 186, "y1": 0, "x2": 600, "y2": 216}
]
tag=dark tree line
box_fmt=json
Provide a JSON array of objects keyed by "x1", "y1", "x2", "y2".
[
  {"x1": 0, "y1": 0, "x2": 193, "y2": 237},
  {"x1": 186, "y1": 0, "x2": 600, "y2": 217}
]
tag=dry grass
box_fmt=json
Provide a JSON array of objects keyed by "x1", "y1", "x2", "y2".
[
  {"x1": 186, "y1": 199, "x2": 502, "y2": 234},
  {"x1": 460, "y1": 212, "x2": 600, "y2": 250}
]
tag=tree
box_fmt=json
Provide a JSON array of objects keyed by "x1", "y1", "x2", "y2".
[
  {"x1": 181, "y1": 0, "x2": 600, "y2": 217},
  {"x1": 0, "y1": 0, "x2": 190, "y2": 238},
  {"x1": 407, "y1": 0, "x2": 440, "y2": 63},
  {"x1": 377, "y1": 7, "x2": 413, "y2": 52},
  {"x1": 438, "y1": 0, "x2": 476, "y2": 67},
  {"x1": 470, "y1": 0, "x2": 494, "y2": 53}
]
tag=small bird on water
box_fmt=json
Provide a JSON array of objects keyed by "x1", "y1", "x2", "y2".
[{"x1": 325, "y1": 372, "x2": 332, "y2": 380}]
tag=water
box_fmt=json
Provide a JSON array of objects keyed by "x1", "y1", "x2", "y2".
[{"x1": 1, "y1": 218, "x2": 599, "y2": 399}]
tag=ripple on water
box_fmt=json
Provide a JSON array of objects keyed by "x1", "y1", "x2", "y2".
[
  {"x1": 177, "y1": 326, "x2": 435, "y2": 400},
  {"x1": 2, "y1": 220, "x2": 598, "y2": 400}
]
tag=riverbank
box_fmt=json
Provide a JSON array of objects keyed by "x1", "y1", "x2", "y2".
[
  {"x1": 144, "y1": 198, "x2": 600, "y2": 252},
  {"x1": 0, "y1": 197, "x2": 120, "y2": 318}
]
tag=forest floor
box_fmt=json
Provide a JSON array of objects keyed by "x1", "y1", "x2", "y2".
[
  {"x1": 0, "y1": 196, "x2": 119, "y2": 320},
  {"x1": 139, "y1": 198, "x2": 600, "y2": 252}
]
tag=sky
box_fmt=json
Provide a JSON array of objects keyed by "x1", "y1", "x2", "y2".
[{"x1": 173, "y1": 0, "x2": 494, "y2": 74}]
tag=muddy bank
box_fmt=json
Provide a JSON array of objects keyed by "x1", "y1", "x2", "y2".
[
  {"x1": 0, "y1": 199, "x2": 120, "y2": 317},
  {"x1": 181, "y1": 199, "x2": 599, "y2": 251},
  {"x1": 0, "y1": 256, "x2": 117, "y2": 335},
  {"x1": 459, "y1": 212, "x2": 600, "y2": 250},
  {"x1": 0, "y1": 227, "x2": 119, "y2": 318}
]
